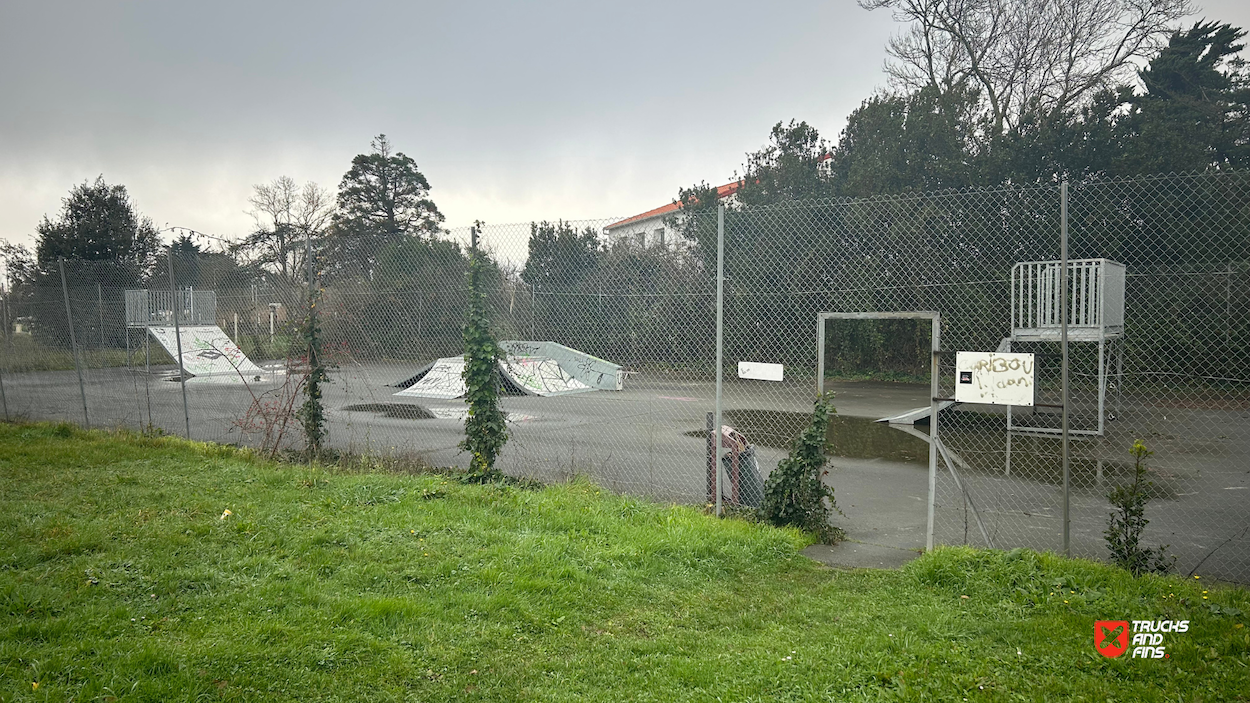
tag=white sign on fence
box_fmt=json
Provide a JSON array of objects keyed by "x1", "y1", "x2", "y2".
[
  {"x1": 738, "y1": 361, "x2": 784, "y2": 382},
  {"x1": 955, "y1": 351, "x2": 1035, "y2": 406}
]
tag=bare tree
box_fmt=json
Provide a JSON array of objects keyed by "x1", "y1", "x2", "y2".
[
  {"x1": 860, "y1": 0, "x2": 1193, "y2": 134},
  {"x1": 235, "y1": 176, "x2": 334, "y2": 283}
]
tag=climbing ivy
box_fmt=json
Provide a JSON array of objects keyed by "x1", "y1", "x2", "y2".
[
  {"x1": 459, "y1": 242, "x2": 508, "y2": 481},
  {"x1": 760, "y1": 393, "x2": 842, "y2": 543},
  {"x1": 297, "y1": 253, "x2": 328, "y2": 459}
]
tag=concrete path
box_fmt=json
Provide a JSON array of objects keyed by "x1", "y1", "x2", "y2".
[
  {"x1": 799, "y1": 455, "x2": 929, "y2": 570},
  {"x1": 802, "y1": 541, "x2": 923, "y2": 570}
]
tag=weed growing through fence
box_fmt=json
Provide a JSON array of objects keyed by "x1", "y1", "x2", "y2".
[
  {"x1": 1105, "y1": 439, "x2": 1175, "y2": 576},
  {"x1": 460, "y1": 238, "x2": 507, "y2": 482},
  {"x1": 229, "y1": 330, "x2": 310, "y2": 459},
  {"x1": 760, "y1": 392, "x2": 843, "y2": 543}
]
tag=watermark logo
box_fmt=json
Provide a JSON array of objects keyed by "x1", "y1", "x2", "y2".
[
  {"x1": 1095, "y1": 620, "x2": 1129, "y2": 658},
  {"x1": 1095, "y1": 620, "x2": 1188, "y2": 659}
]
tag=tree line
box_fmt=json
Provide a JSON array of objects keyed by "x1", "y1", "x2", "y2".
[
  {"x1": 525, "y1": 16, "x2": 1250, "y2": 381},
  {"x1": 2, "y1": 12, "x2": 1247, "y2": 384},
  {"x1": 0, "y1": 134, "x2": 502, "y2": 361}
]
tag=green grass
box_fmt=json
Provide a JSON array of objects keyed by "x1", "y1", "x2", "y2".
[
  {"x1": 1, "y1": 336, "x2": 148, "y2": 372},
  {"x1": 0, "y1": 333, "x2": 291, "y2": 373},
  {"x1": 1, "y1": 423, "x2": 1247, "y2": 702}
]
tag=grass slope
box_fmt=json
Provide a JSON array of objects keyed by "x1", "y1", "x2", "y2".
[{"x1": 1, "y1": 423, "x2": 1247, "y2": 702}]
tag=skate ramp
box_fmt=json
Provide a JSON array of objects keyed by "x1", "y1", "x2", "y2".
[
  {"x1": 147, "y1": 325, "x2": 266, "y2": 383},
  {"x1": 499, "y1": 354, "x2": 592, "y2": 396},
  {"x1": 393, "y1": 342, "x2": 622, "y2": 399},
  {"x1": 499, "y1": 341, "x2": 624, "y2": 391},
  {"x1": 393, "y1": 356, "x2": 467, "y2": 399},
  {"x1": 393, "y1": 352, "x2": 597, "y2": 399}
]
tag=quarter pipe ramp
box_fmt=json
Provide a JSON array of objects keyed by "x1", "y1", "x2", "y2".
[
  {"x1": 147, "y1": 325, "x2": 267, "y2": 383},
  {"x1": 393, "y1": 341, "x2": 619, "y2": 399}
]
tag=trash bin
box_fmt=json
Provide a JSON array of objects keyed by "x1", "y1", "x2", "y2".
[{"x1": 717, "y1": 425, "x2": 764, "y2": 509}]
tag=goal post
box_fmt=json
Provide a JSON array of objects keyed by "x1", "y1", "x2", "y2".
[{"x1": 816, "y1": 311, "x2": 941, "y2": 551}]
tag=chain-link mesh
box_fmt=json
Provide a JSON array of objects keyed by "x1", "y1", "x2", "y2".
[{"x1": 2, "y1": 172, "x2": 1246, "y2": 581}]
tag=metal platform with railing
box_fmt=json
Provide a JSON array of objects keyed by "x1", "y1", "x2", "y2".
[
  {"x1": 1003, "y1": 258, "x2": 1127, "y2": 436},
  {"x1": 123, "y1": 289, "x2": 219, "y2": 373},
  {"x1": 1011, "y1": 258, "x2": 1125, "y2": 342},
  {"x1": 124, "y1": 289, "x2": 217, "y2": 327}
]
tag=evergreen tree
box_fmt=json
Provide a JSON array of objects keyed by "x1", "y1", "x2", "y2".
[
  {"x1": 1117, "y1": 22, "x2": 1250, "y2": 174},
  {"x1": 34, "y1": 176, "x2": 159, "y2": 274},
  {"x1": 331, "y1": 135, "x2": 444, "y2": 278},
  {"x1": 735, "y1": 120, "x2": 833, "y2": 206},
  {"x1": 521, "y1": 221, "x2": 599, "y2": 292}
]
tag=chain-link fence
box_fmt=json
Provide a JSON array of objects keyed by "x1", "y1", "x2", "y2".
[{"x1": 2, "y1": 172, "x2": 1247, "y2": 582}]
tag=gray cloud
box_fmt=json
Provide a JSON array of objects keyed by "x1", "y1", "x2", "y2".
[{"x1": 2, "y1": 0, "x2": 1245, "y2": 249}]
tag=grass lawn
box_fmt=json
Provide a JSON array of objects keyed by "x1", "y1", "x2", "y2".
[{"x1": 1, "y1": 423, "x2": 1247, "y2": 702}]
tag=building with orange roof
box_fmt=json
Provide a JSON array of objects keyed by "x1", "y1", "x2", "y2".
[
  {"x1": 604, "y1": 152, "x2": 832, "y2": 250},
  {"x1": 604, "y1": 181, "x2": 742, "y2": 251}
]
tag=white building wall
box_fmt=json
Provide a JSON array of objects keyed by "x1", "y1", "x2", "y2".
[
  {"x1": 604, "y1": 188, "x2": 740, "y2": 252},
  {"x1": 604, "y1": 214, "x2": 686, "y2": 251}
]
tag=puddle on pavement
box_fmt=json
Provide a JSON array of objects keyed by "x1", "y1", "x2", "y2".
[
  {"x1": 343, "y1": 403, "x2": 437, "y2": 419},
  {"x1": 687, "y1": 408, "x2": 1177, "y2": 499},
  {"x1": 341, "y1": 403, "x2": 535, "y2": 423},
  {"x1": 686, "y1": 409, "x2": 931, "y2": 465}
]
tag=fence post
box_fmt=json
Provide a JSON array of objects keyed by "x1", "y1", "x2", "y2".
[
  {"x1": 169, "y1": 250, "x2": 192, "y2": 440},
  {"x1": 1060, "y1": 179, "x2": 1071, "y2": 556},
  {"x1": 1227, "y1": 261, "x2": 1233, "y2": 349},
  {"x1": 59, "y1": 258, "x2": 90, "y2": 430},
  {"x1": 306, "y1": 234, "x2": 314, "y2": 455},
  {"x1": 0, "y1": 295, "x2": 8, "y2": 421},
  {"x1": 714, "y1": 204, "x2": 725, "y2": 517},
  {"x1": 307, "y1": 234, "x2": 315, "y2": 308},
  {"x1": 705, "y1": 411, "x2": 715, "y2": 504},
  {"x1": 926, "y1": 314, "x2": 940, "y2": 551},
  {"x1": 97, "y1": 282, "x2": 105, "y2": 349}
]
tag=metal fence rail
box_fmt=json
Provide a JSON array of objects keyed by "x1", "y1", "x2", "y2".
[
  {"x1": 124, "y1": 288, "x2": 218, "y2": 327},
  {"x1": 2, "y1": 171, "x2": 1247, "y2": 582},
  {"x1": 1012, "y1": 259, "x2": 1126, "y2": 335}
]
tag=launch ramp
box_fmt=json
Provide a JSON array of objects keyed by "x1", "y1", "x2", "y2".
[
  {"x1": 394, "y1": 355, "x2": 593, "y2": 399},
  {"x1": 393, "y1": 341, "x2": 619, "y2": 399},
  {"x1": 147, "y1": 325, "x2": 266, "y2": 383},
  {"x1": 393, "y1": 357, "x2": 467, "y2": 399},
  {"x1": 499, "y1": 341, "x2": 624, "y2": 391}
]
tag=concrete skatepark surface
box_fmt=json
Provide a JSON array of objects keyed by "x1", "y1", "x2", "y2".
[{"x1": 3, "y1": 360, "x2": 1246, "y2": 581}]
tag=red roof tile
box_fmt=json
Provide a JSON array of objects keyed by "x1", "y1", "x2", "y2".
[{"x1": 606, "y1": 180, "x2": 742, "y2": 230}]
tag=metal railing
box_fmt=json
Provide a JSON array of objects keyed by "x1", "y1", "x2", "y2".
[
  {"x1": 125, "y1": 289, "x2": 218, "y2": 327},
  {"x1": 1012, "y1": 259, "x2": 1125, "y2": 338}
]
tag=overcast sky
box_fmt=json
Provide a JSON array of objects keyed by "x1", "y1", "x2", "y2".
[{"x1": 3, "y1": 0, "x2": 1248, "y2": 253}]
